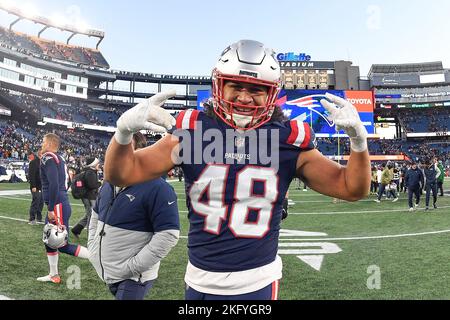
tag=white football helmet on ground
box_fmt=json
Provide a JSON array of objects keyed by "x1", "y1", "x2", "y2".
[{"x1": 42, "y1": 223, "x2": 68, "y2": 249}]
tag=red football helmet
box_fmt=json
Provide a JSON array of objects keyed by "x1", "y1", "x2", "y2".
[{"x1": 212, "y1": 40, "x2": 281, "y2": 130}]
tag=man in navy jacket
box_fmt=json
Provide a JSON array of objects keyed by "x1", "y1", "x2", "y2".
[{"x1": 88, "y1": 133, "x2": 180, "y2": 300}]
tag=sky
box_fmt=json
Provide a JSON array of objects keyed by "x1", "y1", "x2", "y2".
[{"x1": 1, "y1": 0, "x2": 450, "y2": 77}]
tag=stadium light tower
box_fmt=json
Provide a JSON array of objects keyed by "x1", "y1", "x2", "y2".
[{"x1": 0, "y1": 2, "x2": 106, "y2": 49}]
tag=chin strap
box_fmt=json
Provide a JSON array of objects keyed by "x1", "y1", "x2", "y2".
[{"x1": 226, "y1": 113, "x2": 253, "y2": 128}]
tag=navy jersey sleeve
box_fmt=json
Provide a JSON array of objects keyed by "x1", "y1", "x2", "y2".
[
  {"x1": 43, "y1": 157, "x2": 59, "y2": 211},
  {"x1": 147, "y1": 180, "x2": 180, "y2": 232}
]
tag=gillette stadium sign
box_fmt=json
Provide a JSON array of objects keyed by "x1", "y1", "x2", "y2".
[
  {"x1": 277, "y1": 52, "x2": 312, "y2": 62},
  {"x1": 277, "y1": 52, "x2": 335, "y2": 70}
]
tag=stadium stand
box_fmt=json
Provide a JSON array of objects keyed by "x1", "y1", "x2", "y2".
[
  {"x1": 0, "y1": 26, "x2": 109, "y2": 69},
  {"x1": 0, "y1": 119, "x2": 110, "y2": 162},
  {"x1": 398, "y1": 108, "x2": 450, "y2": 133}
]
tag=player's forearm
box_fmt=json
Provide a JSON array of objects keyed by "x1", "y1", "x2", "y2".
[
  {"x1": 344, "y1": 150, "x2": 371, "y2": 201},
  {"x1": 104, "y1": 137, "x2": 135, "y2": 187}
]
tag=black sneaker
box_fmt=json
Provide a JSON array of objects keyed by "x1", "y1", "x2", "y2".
[
  {"x1": 433, "y1": 204, "x2": 438, "y2": 209},
  {"x1": 425, "y1": 207, "x2": 429, "y2": 211}
]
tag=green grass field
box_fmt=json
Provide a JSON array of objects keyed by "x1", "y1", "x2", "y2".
[{"x1": 1, "y1": 179, "x2": 450, "y2": 300}]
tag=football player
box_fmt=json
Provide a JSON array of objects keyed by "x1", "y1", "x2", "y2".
[
  {"x1": 104, "y1": 40, "x2": 371, "y2": 300},
  {"x1": 37, "y1": 133, "x2": 89, "y2": 284}
]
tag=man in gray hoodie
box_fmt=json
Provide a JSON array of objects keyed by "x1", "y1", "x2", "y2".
[{"x1": 88, "y1": 133, "x2": 180, "y2": 300}]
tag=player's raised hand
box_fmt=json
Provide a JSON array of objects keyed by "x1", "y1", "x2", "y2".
[
  {"x1": 320, "y1": 93, "x2": 368, "y2": 152},
  {"x1": 115, "y1": 90, "x2": 177, "y2": 145}
]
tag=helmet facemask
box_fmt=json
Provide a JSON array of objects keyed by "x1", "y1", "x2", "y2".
[
  {"x1": 212, "y1": 40, "x2": 281, "y2": 130},
  {"x1": 212, "y1": 70, "x2": 280, "y2": 130}
]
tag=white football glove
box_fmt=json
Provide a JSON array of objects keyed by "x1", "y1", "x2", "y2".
[
  {"x1": 115, "y1": 90, "x2": 177, "y2": 145},
  {"x1": 320, "y1": 93, "x2": 368, "y2": 152}
]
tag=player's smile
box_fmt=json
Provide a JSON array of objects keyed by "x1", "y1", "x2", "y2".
[{"x1": 223, "y1": 81, "x2": 269, "y2": 116}]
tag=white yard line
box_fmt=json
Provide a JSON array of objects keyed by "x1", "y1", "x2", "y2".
[
  {"x1": 287, "y1": 205, "x2": 450, "y2": 215},
  {"x1": 280, "y1": 229, "x2": 450, "y2": 241},
  {"x1": 0, "y1": 189, "x2": 31, "y2": 196},
  {"x1": 0, "y1": 196, "x2": 84, "y2": 206},
  {"x1": 0, "y1": 213, "x2": 448, "y2": 243},
  {"x1": 2, "y1": 195, "x2": 449, "y2": 215}
]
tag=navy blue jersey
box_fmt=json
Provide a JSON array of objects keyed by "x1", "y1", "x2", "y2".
[
  {"x1": 40, "y1": 152, "x2": 69, "y2": 211},
  {"x1": 171, "y1": 110, "x2": 316, "y2": 272}
]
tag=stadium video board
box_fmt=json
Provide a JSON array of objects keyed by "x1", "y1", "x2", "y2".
[
  {"x1": 197, "y1": 89, "x2": 375, "y2": 136},
  {"x1": 278, "y1": 90, "x2": 375, "y2": 135}
]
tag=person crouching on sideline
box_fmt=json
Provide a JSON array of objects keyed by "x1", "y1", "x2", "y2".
[
  {"x1": 88, "y1": 132, "x2": 180, "y2": 300},
  {"x1": 404, "y1": 161, "x2": 424, "y2": 212}
]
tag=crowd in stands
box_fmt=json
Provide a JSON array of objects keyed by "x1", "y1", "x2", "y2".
[
  {"x1": 2, "y1": 115, "x2": 449, "y2": 174},
  {"x1": 315, "y1": 136, "x2": 450, "y2": 168},
  {"x1": 0, "y1": 26, "x2": 109, "y2": 69},
  {"x1": 0, "y1": 120, "x2": 110, "y2": 165},
  {"x1": 399, "y1": 108, "x2": 450, "y2": 133},
  {"x1": 1, "y1": 86, "x2": 449, "y2": 173}
]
